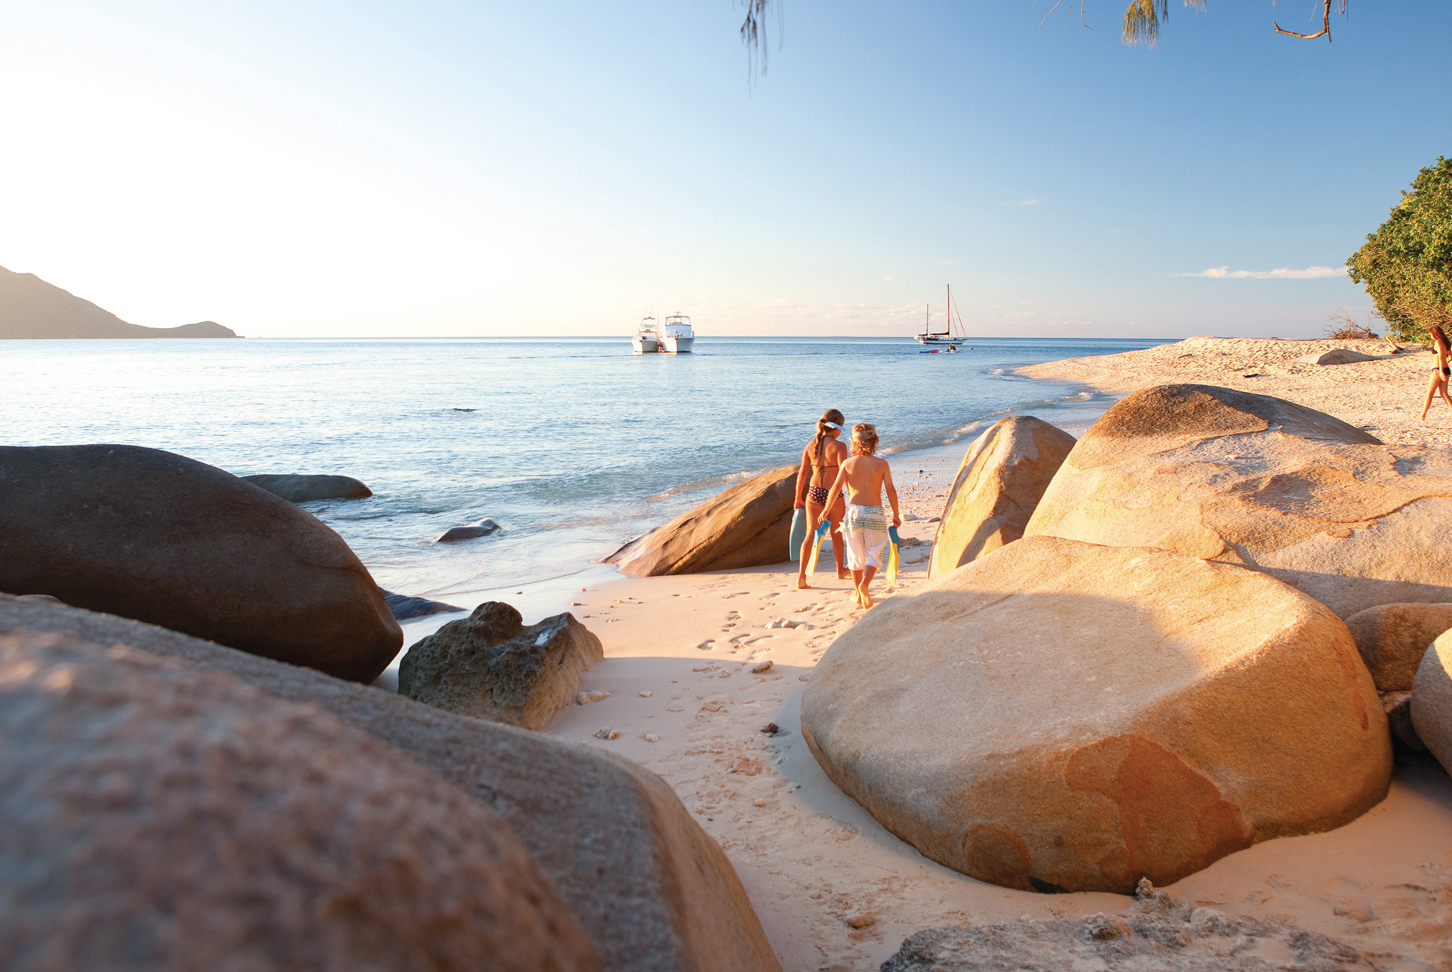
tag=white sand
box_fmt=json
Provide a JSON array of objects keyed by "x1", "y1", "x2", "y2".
[{"x1": 397, "y1": 343, "x2": 1452, "y2": 971}]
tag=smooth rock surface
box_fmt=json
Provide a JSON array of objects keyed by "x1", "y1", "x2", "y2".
[
  {"x1": 1413, "y1": 633, "x2": 1452, "y2": 776},
  {"x1": 0, "y1": 444, "x2": 401, "y2": 682},
  {"x1": 436, "y1": 517, "x2": 502, "y2": 542},
  {"x1": 928, "y1": 416, "x2": 1076, "y2": 578},
  {"x1": 1024, "y1": 384, "x2": 1452, "y2": 618},
  {"x1": 802, "y1": 536, "x2": 1390, "y2": 894},
  {"x1": 607, "y1": 466, "x2": 797, "y2": 576},
  {"x1": 382, "y1": 588, "x2": 467, "y2": 621},
  {"x1": 241, "y1": 473, "x2": 373, "y2": 501},
  {"x1": 1344, "y1": 602, "x2": 1452, "y2": 691},
  {"x1": 1295, "y1": 348, "x2": 1379, "y2": 366},
  {"x1": 399, "y1": 602, "x2": 603, "y2": 730},
  {"x1": 0, "y1": 627, "x2": 598, "y2": 972},
  {"x1": 0, "y1": 595, "x2": 782, "y2": 972}
]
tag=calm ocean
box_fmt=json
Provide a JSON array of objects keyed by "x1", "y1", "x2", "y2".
[{"x1": 3, "y1": 336, "x2": 1164, "y2": 601}]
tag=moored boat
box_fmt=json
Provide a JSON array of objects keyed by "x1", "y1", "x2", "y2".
[
  {"x1": 660, "y1": 312, "x2": 694, "y2": 353},
  {"x1": 915, "y1": 286, "x2": 967, "y2": 346},
  {"x1": 631, "y1": 315, "x2": 660, "y2": 354}
]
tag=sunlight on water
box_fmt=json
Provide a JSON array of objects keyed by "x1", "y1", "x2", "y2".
[{"x1": 3, "y1": 335, "x2": 1164, "y2": 595}]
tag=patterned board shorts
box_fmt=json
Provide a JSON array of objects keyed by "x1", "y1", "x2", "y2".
[{"x1": 843, "y1": 503, "x2": 889, "y2": 570}]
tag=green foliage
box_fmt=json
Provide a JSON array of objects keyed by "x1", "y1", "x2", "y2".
[{"x1": 1347, "y1": 157, "x2": 1452, "y2": 344}]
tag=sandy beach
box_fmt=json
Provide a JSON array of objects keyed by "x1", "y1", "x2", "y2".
[{"x1": 392, "y1": 337, "x2": 1452, "y2": 972}]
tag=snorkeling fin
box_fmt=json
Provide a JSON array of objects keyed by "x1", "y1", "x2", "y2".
[
  {"x1": 806, "y1": 521, "x2": 830, "y2": 575},
  {"x1": 886, "y1": 526, "x2": 902, "y2": 586},
  {"x1": 788, "y1": 508, "x2": 808, "y2": 562}
]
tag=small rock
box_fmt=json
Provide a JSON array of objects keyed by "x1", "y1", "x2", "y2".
[
  {"x1": 240, "y1": 473, "x2": 372, "y2": 502},
  {"x1": 751, "y1": 660, "x2": 774, "y2": 674},
  {"x1": 761, "y1": 722, "x2": 780, "y2": 735},
  {"x1": 576, "y1": 691, "x2": 610, "y2": 705},
  {"x1": 847, "y1": 913, "x2": 876, "y2": 929},
  {"x1": 379, "y1": 589, "x2": 466, "y2": 621},
  {"x1": 645, "y1": 734, "x2": 660, "y2": 743},
  {"x1": 594, "y1": 728, "x2": 620, "y2": 740},
  {"x1": 398, "y1": 602, "x2": 602, "y2": 730},
  {"x1": 434, "y1": 518, "x2": 502, "y2": 543},
  {"x1": 639, "y1": 690, "x2": 653, "y2": 697}
]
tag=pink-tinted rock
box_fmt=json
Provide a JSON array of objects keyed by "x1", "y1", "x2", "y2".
[
  {"x1": 0, "y1": 629, "x2": 598, "y2": 972},
  {"x1": 1024, "y1": 384, "x2": 1452, "y2": 619},
  {"x1": 607, "y1": 466, "x2": 797, "y2": 576},
  {"x1": 929, "y1": 416, "x2": 1076, "y2": 578},
  {"x1": 0, "y1": 595, "x2": 781, "y2": 972},
  {"x1": 802, "y1": 536, "x2": 1389, "y2": 894}
]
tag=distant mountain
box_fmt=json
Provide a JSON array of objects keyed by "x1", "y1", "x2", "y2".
[{"x1": 0, "y1": 264, "x2": 239, "y2": 339}]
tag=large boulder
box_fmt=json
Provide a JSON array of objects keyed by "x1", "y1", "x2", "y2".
[
  {"x1": 1344, "y1": 602, "x2": 1452, "y2": 692},
  {"x1": 1413, "y1": 633, "x2": 1452, "y2": 775},
  {"x1": 0, "y1": 628, "x2": 598, "y2": 972},
  {"x1": 400, "y1": 602, "x2": 603, "y2": 730},
  {"x1": 0, "y1": 445, "x2": 401, "y2": 682},
  {"x1": 607, "y1": 466, "x2": 797, "y2": 576},
  {"x1": 928, "y1": 416, "x2": 1076, "y2": 578},
  {"x1": 0, "y1": 595, "x2": 782, "y2": 972},
  {"x1": 1023, "y1": 384, "x2": 1452, "y2": 618},
  {"x1": 241, "y1": 473, "x2": 373, "y2": 502},
  {"x1": 801, "y1": 536, "x2": 1389, "y2": 895}
]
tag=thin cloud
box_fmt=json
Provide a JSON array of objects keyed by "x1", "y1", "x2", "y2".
[
  {"x1": 1018, "y1": 198, "x2": 1039, "y2": 206},
  {"x1": 1175, "y1": 265, "x2": 1347, "y2": 280}
]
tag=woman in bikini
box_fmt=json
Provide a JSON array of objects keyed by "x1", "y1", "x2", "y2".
[
  {"x1": 795, "y1": 408, "x2": 849, "y2": 589},
  {"x1": 1421, "y1": 324, "x2": 1452, "y2": 421}
]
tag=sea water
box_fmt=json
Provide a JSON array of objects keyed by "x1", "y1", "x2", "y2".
[{"x1": 2, "y1": 336, "x2": 1165, "y2": 601}]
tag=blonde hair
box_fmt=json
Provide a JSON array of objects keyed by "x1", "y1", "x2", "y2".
[{"x1": 850, "y1": 423, "x2": 879, "y2": 456}]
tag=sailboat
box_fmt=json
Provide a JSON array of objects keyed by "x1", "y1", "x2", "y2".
[{"x1": 915, "y1": 285, "x2": 967, "y2": 345}]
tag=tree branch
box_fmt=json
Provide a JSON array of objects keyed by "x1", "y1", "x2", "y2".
[{"x1": 1272, "y1": 0, "x2": 1339, "y2": 41}]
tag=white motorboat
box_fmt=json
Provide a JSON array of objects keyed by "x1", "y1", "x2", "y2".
[
  {"x1": 631, "y1": 315, "x2": 660, "y2": 354},
  {"x1": 915, "y1": 285, "x2": 967, "y2": 345},
  {"x1": 660, "y1": 312, "x2": 694, "y2": 353}
]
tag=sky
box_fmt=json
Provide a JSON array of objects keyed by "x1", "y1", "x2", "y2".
[{"x1": 0, "y1": 0, "x2": 1448, "y2": 339}]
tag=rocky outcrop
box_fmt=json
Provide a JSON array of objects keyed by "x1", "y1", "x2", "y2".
[
  {"x1": 1024, "y1": 384, "x2": 1452, "y2": 618},
  {"x1": 0, "y1": 444, "x2": 401, "y2": 683},
  {"x1": 880, "y1": 884, "x2": 1372, "y2": 971},
  {"x1": 436, "y1": 517, "x2": 502, "y2": 542},
  {"x1": 928, "y1": 417, "x2": 1076, "y2": 578},
  {"x1": 399, "y1": 602, "x2": 603, "y2": 730},
  {"x1": 0, "y1": 595, "x2": 782, "y2": 972},
  {"x1": 1344, "y1": 602, "x2": 1452, "y2": 691},
  {"x1": 241, "y1": 473, "x2": 373, "y2": 501},
  {"x1": 1413, "y1": 633, "x2": 1452, "y2": 775},
  {"x1": 607, "y1": 467, "x2": 797, "y2": 576},
  {"x1": 382, "y1": 589, "x2": 467, "y2": 621},
  {"x1": 1295, "y1": 348, "x2": 1378, "y2": 366},
  {"x1": 801, "y1": 536, "x2": 1389, "y2": 895},
  {"x1": 0, "y1": 627, "x2": 598, "y2": 972}
]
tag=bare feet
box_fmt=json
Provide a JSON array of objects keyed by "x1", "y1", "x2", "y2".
[
  {"x1": 862, "y1": 591, "x2": 875, "y2": 610},
  {"x1": 838, "y1": 569, "x2": 850, "y2": 580},
  {"x1": 797, "y1": 578, "x2": 811, "y2": 590}
]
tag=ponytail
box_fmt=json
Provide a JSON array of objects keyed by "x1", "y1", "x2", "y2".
[{"x1": 814, "y1": 408, "x2": 845, "y2": 463}]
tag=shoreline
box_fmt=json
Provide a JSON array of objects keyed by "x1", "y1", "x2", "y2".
[{"x1": 375, "y1": 339, "x2": 1452, "y2": 970}]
